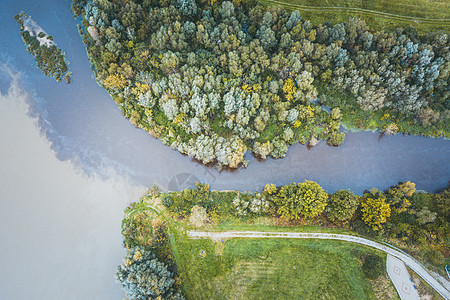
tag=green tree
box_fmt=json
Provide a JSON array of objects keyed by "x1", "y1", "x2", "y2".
[
  {"x1": 361, "y1": 190, "x2": 391, "y2": 230},
  {"x1": 386, "y1": 182, "x2": 414, "y2": 214},
  {"x1": 327, "y1": 190, "x2": 359, "y2": 222},
  {"x1": 121, "y1": 210, "x2": 153, "y2": 248},
  {"x1": 397, "y1": 181, "x2": 416, "y2": 197},
  {"x1": 176, "y1": 0, "x2": 197, "y2": 17},
  {"x1": 272, "y1": 181, "x2": 328, "y2": 220},
  {"x1": 327, "y1": 132, "x2": 345, "y2": 146},
  {"x1": 116, "y1": 247, "x2": 183, "y2": 300},
  {"x1": 432, "y1": 188, "x2": 449, "y2": 224},
  {"x1": 253, "y1": 141, "x2": 273, "y2": 159}
]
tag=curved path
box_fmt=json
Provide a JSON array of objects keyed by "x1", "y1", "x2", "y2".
[
  {"x1": 263, "y1": 0, "x2": 450, "y2": 24},
  {"x1": 188, "y1": 230, "x2": 450, "y2": 299}
]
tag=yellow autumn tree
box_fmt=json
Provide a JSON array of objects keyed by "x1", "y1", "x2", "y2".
[
  {"x1": 361, "y1": 192, "x2": 391, "y2": 230},
  {"x1": 283, "y1": 78, "x2": 297, "y2": 102},
  {"x1": 383, "y1": 123, "x2": 399, "y2": 135},
  {"x1": 264, "y1": 183, "x2": 277, "y2": 195},
  {"x1": 398, "y1": 181, "x2": 416, "y2": 197},
  {"x1": 103, "y1": 73, "x2": 128, "y2": 90}
]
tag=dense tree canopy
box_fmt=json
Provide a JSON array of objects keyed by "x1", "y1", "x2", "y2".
[
  {"x1": 121, "y1": 208, "x2": 154, "y2": 249},
  {"x1": 15, "y1": 12, "x2": 72, "y2": 83},
  {"x1": 74, "y1": 0, "x2": 449, "y2": 168}
]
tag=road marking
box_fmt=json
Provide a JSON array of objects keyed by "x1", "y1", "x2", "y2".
[{"x1": 387, "y1": 254, "x2": 420, "y2": 300}]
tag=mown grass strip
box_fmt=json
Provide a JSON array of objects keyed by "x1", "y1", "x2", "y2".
[
  {"x1": 264, "y1": 0, "x2": 450, "y2": 22},
  {"x1": 172, "y1": 235, "x2": 380, "y2": 299},
  {"x1": 258, "y1": 0, "x2": 450, "y2": 32}
]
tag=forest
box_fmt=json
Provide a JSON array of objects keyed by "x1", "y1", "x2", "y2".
[
  {"x1": 15, "y1": 12, "x2": 72, "y2": 83},
  {"x1": 73, "y1": 0, "x2": 449, "y2": 168}
]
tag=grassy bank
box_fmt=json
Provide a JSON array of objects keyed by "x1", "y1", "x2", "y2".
[
  {"x1": 121, "y1": 184, "x2": 449, "y2": 298},
  {"x1": 258, "y1": 0, "x2": 450, "y2": 33},
  {"x1": 137, "y1": 197, "x2": 384, "y2": 299},
  {"x1": 173, "y1": 232, "x2": 380, "y2": 299}
]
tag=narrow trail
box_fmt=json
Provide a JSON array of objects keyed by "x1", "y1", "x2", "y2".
[
  {"x1": 261, "y1": 0, "x2": 450, "y2": 25},
  {"x1": 188, "y1": 230, "x2": 450, "y2": 299}
]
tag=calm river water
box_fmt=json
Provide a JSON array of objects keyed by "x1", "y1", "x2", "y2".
[{"x1": 0, "y1": 0, "x2": 448, "y2": 299}]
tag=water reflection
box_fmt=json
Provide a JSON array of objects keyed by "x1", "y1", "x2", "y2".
[
  {"x1": 0, "y1": 78, "x2": 145, "y2": 299},
  {"x1": 0, "y1": 0, "x2": 449, "y2": 197}
]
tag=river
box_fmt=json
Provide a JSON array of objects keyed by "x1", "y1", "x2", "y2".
[
  {"x1": 0, "y1": 0, "x2": 448, "y2": 299},
  {"x1": 0, "y1": 72, "x2": 145, "y2": 299}
]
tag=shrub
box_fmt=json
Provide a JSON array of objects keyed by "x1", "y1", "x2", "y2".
[
  {"x1": 189, "y1": 205, "x2": 208, "y2": 227},
  {"x1": 162, "y1": 195, "x2": 173, "y2": 208},
  {"x1": 362, "y1": 254, "x2": 385, "y2": 279},
  {"x1": 424, "y1": 248, "x2": 444, "y2": 266}
]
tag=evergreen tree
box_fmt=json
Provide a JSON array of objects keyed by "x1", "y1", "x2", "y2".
[{"x1": 116, "y1": 247, "x2": 183, "y2": 300}]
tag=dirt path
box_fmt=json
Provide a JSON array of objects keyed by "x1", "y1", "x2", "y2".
[
  {"x1": 262, "y1": 0, "x2": 450, "y2": 24},
  {"x1": 188, "y1": 230, "x2": 450, "y2": 299}
]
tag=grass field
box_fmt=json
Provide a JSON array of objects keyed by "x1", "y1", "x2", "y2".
[
  {"x1": 172, "y1": 232, "x2": 382, "y2": 299},
  {"x1": 258, "y1": 0, "x2": 450, "y2": 33}
]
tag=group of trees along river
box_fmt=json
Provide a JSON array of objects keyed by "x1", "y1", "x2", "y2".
[{"x1": 73, "y1": 0, "x2": 449, "y2": 168}]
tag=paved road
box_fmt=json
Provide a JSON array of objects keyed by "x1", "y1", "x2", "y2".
[{"x1": 188, "y1": 230, "x2": 450, "y2": 299}]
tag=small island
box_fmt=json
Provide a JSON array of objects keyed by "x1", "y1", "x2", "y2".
[
  {"x1": 15, "y1": 11, "x2": 72, "y2": 83},
  {"x1": 117, "y1": 181, "x2": 449, "y2": 299}
]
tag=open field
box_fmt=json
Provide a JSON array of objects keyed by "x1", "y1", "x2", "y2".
[
  {"x1": 136, "y1": 201, "x2": 448, "y2": 298},
  {"x1": 258, "y1": 0, "x2": 450, "y2": 33},
  {"x1": 172, "y1": 233, "x2": 381, "y2": 299}
]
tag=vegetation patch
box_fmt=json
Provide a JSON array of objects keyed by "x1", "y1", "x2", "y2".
[
  {"x1": 118, "y1": 180, "x2": 449, "y2": 298},
  {"x1": 15, "y1": 11, "x2": 72, "y2": 83},
  {"x1": 74, "y1": 0, "x2": 449, "y2": 168},
  {"x1": 257, "y1": 0, "x2": 450, "y2": 33},
  {"x1": 175, "y1": 237, "x2": 379, "y2": 299},
  {"x1": 408, "y1": 266, "x2": 446, "y2": 300}
]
